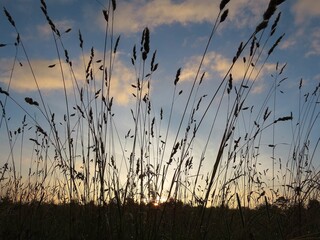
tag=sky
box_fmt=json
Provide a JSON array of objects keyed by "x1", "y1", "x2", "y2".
[{"x1": 0, "y1": 0, "x2": 320, "y2": 203}]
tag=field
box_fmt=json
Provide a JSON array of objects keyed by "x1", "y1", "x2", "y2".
[
  {"x1": 1, "y1": 198, "x2": 320, "y2": 239},
  {"x1": 1, "y1": 0, "x2": 320, "y2": 239}
]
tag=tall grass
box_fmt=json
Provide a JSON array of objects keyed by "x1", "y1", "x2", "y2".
[{"x1": 0, "y1": 0, "x2": 319, "y2": 239}]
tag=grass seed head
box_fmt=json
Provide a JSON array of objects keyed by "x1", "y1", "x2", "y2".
[
  {"x1": 263, "y1": 4, "x2": 276, "y2": 21},
  {"x1": 220, "y1": 9, "x2": 229, "y2": 23},
  {"x1": 174, "y1": 68, "x2": 181, "y2": 85},
  {"x1": 4, "y1": 7, "x2": 15, "y2": 27},
  {"x1": 103, "y1": 9, "x2": 108, "y2": 22},
  {"x1": 270, "y1": 12, "x2": 281, "y2": 36},
  {"x1": 142, "y1": 27, "x2": 150, "y2": 60},
  {"x1": 219, "y1": 0, "x2": 230, "y2": 11},
  {"x1": 255, "y1": 20, "x2": 268, "y2": 34},
  {"x1": 113, "y1": 35, "x2": 120, "y2": 53},
  {"x1": 112, "y1": 0, "x2": 116, "y2": 11}
]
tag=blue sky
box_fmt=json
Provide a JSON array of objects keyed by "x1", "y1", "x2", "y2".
[
  {"x1": 1, "y1": 0, "x2": 320, "y2": 202},
  {"x1": 1, "y1": 0, "x2": 319, "y2": 100}
]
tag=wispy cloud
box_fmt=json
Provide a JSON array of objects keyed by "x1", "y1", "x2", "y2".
[
  {"x1": 36, "y1": 19, "x2": 74, "y2": 39},
  {"x1": 251, "y1": 84, "x2": 265, "y2": 94},
  {"x1": 290, "y1": 0, "x2": 320, "y2": 57},
  {"x1": 90, "y1": 0, "x2": 268, "y2": 34},
  {"x1": 305, "y1": 28, "x2": 320, "y2": 57},
  {"x1": 279, "y1": 38, "x2": 296, "y2": 50},
  {"x1": 0, "y1": 58, "x2": 82, "y2": 92},
  {"x1": 114, "y1": 0, "x2": 218, "y2": 33},
  {"x1": 292, "y1": 0, "x2": 320, "y2": 26},
  {"x1": 180, "y1": 51, "x2": 275, "y2": 85}
]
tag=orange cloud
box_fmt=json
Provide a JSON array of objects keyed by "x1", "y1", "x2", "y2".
[
  {"x1": 0, "y1": 52, "x2": 137, "y2": 106},
  {"x1": 0, "y1": 58, "x2": 78, "y2": 91}
]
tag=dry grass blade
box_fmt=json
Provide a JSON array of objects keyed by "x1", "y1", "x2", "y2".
[
  {"x1": 265, "y1": 196, "x2": 271, "y2": 222},
  {"x1": 236, "y1": 193, "x2": 245, "y2": 228}
]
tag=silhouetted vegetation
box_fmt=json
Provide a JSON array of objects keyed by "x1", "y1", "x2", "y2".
[
  {"x1": 1, "y1": 198, "x2": 320, "y2": 239},
  {"x1": 1, "y1": 0, "x2": 319, "y2": 239}
]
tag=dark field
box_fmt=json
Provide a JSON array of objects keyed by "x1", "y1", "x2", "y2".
[{"x1": 1, "y1": 199, "x2": 320, "y2": 240}]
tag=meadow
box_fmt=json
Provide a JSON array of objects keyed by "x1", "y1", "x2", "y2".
[{"x1": 0, "y1": 0, "x2": 320, "y2": 239}]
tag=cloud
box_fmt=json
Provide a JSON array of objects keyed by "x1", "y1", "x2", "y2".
[
  {"x1": 113, "y1": 0, "x2": 217, "y2": 33},
  {"x1": 279, "y1": 38, "x2": 296, "y2": 50},
  {"x1": 282, "y1": 1, "x2": 320, "y2": 57},
  {"x1": 0, "y1": 58, "x2": 78, "y2": 92},
  {"x1": 0, "y1": 52, "x2": 136, "y2": 106},
  {"x1": 292, "y1": 0, "x2": 320, "y2": 25},
  {"x1": 225, "y1": 0, "x2": 268, "y2": 29},
  {"x1": 180, "y1": 51, "x2": 275, "y2": 84},
  {"x1": 108, "y1": 56, "x2": 138, "y2": 105},
  {"x1": 36, "y1": 19, "x2": 74, "y2": 39},
  {"x1": 305, "y1": 28, "x2": 320, "y2": 57},
  {"x1": 91, "y1": 0, "x2": 269, "y2": 34},
  {"x1": 251, "y1": 84, "x2": 265, "y2": 94},
  {"x1": 315, "y1": 74, "x2": 320, "y2": 80}
]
